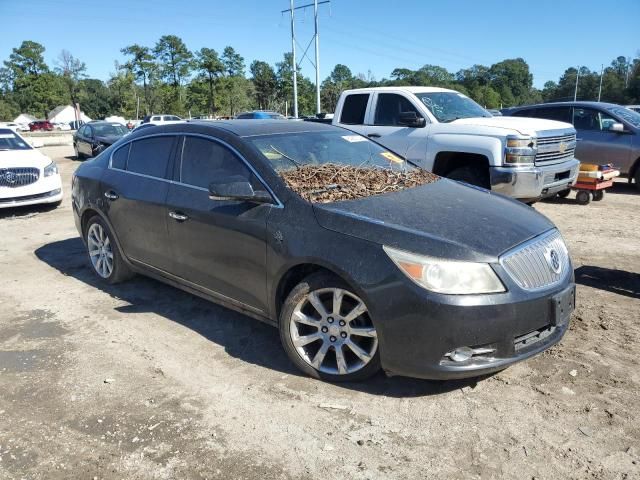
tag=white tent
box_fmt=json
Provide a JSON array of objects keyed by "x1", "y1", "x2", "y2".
[
  {"x1": 105, "y1": 115, "x2": 126, "y2": 125},
  {"x1": 13, "y1": 113, "x2": 36, "y2": 125},
  {"x1": 47, "y1": 105, "x2": 91, "y2": 124}
]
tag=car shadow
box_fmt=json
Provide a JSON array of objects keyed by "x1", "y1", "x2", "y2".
[
  {"x1": 575, "y1": 265, "x2": 640, "y2": 300},
  {"x1": 607, "y1": 180, "x2": 639, "y2": 196},
  {"x1": 34, "y1": 237, "x2": 484, "y2": 397}
]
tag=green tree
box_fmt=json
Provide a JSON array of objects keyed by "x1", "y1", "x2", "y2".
[
  {"x1": 221, "y1": 46, "x2": 245, "y2": 77},
  {"x1": 250, "y1": 60, "x2": 277, "y2": 110},
  {"x1": 121, "y1": 44, "x2": 157, "y2": 114},
  {"x1": 195, "y1": 48, "x2": 224, "y2": 114},
  {"x1": 55, "y1": 49, "x2": 87, "y2": 108},
  {"x1": 4, "y1": 40, "x2": 49, "y2": 80}
]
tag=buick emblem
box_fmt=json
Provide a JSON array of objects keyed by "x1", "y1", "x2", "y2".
[
  {"x1": 3, "y1": 171, "x2": 17, "y2": 184},
  {"x1": 546, "y1": 248, "x2": 562, "y2": 274}
]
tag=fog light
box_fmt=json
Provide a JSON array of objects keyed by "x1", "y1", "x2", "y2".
[{"x1": 448, "y1": 347, "x2": 474, "y2": 362}]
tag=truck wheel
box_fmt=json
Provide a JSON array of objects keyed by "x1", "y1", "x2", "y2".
[
  {"x1": 557, "y1": 189, "x2": 571, "y2": 198},
  {"x1": 446, "y1": 166, "x2": 490, "y2": 189},
  {"x1": 575, "y1": 190, "x2": 591, "y2": 205},
  {"x1": 592, "y1": 190, "x2": 604, "y2": 201}
]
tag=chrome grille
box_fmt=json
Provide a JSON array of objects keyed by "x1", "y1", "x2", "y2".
[
  {"x1": 535, "y1": 134, "x2": 576, "y2": 165},
  {"x1": 500, "y1": 230, "x2": 570, "y2": 291},
  {"x1": 0, "y1": 167, "x2": 40, "y2": 188}
]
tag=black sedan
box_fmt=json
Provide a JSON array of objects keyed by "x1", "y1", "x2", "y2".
[
  {"x1": 71, "y1": 121, "x2": 575, "y2": 382},
  {"x1": 73, "y1": 121, "x2": 129, "y2": 159}
]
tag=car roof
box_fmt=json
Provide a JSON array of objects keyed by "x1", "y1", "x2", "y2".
[
  {"x1": 0, "y1": 128, "x2": 16, "y2": 134},
  {"x1": 185, "y1": 119, "x2": 339, "y2": 137},
  {"x1": 506, "y1": 101, "x2": 622, "y2": 111},
  {"x1": 342, "y1": 86, "x2": 455, "y2": 95}
]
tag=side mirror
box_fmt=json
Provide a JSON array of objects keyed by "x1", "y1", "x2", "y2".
[
  {"x1": 609, "y1": 122, "x2": 625, "y2": 133},
  {"x1": 398, "y1": 111, "x2": 426, "y2": 128},
  {"x1": 208, "y1": 181, "x2": 273, "y2": 204}
]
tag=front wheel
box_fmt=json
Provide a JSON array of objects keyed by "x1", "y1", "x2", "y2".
[
  {"x1": 279, "y1": 272, "x2": 381, "y2": 382},
  {"x1": 85, "y1": 216, "x2": 133, "y2": 284},
  {"x1": 575, "y1": 190, "x2": 591, "y2": 205}
]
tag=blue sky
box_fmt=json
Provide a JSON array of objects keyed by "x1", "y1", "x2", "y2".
[{"x1": 1, "y1": 0, "x2": 638, "y2": 89}]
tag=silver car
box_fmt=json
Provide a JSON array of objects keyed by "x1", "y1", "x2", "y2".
[{"x1": 503, "y1": 101, "x2": 640, "y2": 189}]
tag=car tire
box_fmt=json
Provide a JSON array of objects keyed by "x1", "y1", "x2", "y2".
[
  {"x1": 446, "y1": 166, "x2": 490, "y2": 189},
  {"x1": 557, "y1": 189, "x2": 571, "y2": 198},
  {"x1": 634, "y1": 168, "x2": 640, "y2": 190},
  {"x1": 279, "y1": 272, "x2": 381, "y2": 382},
  {"x1": 85, "y1": 215, "x2": 133, "y2": 284},
  {"x1": 592, "y1": 190, "x2": 604, "y2": 201},
  {"x1": 575, "y1": 190, "x2": 591, "y2": 205}
]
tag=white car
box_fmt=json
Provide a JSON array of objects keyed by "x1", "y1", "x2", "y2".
[
  {"x1": 0, "y1": 122, "x2": 23, "y2": 133},
  {"x1": 53, "y1": 122, "x2": 72, "y2": 131},
  {"x1": 0, "y1": 128, "x2": 63, "y2": 209}
]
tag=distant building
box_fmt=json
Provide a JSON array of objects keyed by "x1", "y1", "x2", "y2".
[
  {"x1": 13, "y1": 113, "x2": 37, "y2": 125},
  {"x1": 47, "y1": 105, "x2": 91, "y2": 124}
]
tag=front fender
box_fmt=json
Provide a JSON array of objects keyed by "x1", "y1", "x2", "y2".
[{"x1": 426, "y1": 132, "x2": 502, "y2": 168}]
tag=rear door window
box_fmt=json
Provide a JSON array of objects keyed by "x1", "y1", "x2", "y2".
[
  {"x1": 534, "y1": 107, "x2": 572, "y2": 123},
  {"x1": 111, "y1": 143, "x2": 130, "y2": 170},
  {"x1": 340, "y1": 94, "x2": 369, "y2": 124},
  {"x1": 374, "y1": 93, "x2": 421, "y2": 126},
  {"x1": 127, "y1": 136, "x2": 175, "y2": 178},
  {"x1": 180, "y1": 136, "x2": 260, "y2": 190}
]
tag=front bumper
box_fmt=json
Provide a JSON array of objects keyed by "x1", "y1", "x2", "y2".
[
  {"x1": 490, "y1": 158, "x2": 580, "y2": 201},
  {"x1": 368, "y1": 270, "x2": 574, "y2": 380},
  {"x1": 0, "y1": 174, "x2": 63, "y2": 209}
]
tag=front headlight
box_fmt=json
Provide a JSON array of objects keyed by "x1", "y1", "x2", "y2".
[
  {"x1": 44, "y1": 160, "x2": 58, "y2": 177},
  {"x1": 505, "y1": 136, "x2": 537, "y2": 166},
  {"x1": 383, "y1": 246, "x2": 505, "y2": 294}
]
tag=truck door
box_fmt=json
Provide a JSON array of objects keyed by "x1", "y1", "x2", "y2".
[{"x1": 359, "y1": 93, "x2": 429, "y2": 166}]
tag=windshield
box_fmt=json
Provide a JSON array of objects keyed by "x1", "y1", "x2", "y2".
[
  {"x1": 609, "y1": 107, "x2": 640, "y2": 129},
  {"x1": 249, "y1": 130, "x2": 412, "y2": 172},
  {"x1": 415, "y1": 92, "x2": 491, "y2": 122},
  {"x1": 0, "y1": 130, "x2": 32, "y2": 151},
  {"x1": 93, "y1": 123, "x2": 128, "y2": 136}
]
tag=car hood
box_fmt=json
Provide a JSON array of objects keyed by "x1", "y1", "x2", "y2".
[
  {"x1": 312, "y1": 179, "x2": 555, "y2": 262},
  {"x1": 0, "y1": 148, "x2": 52, "y2": 170},
  {"x1": 95, "y1": 135, "x2": 124, "y2": 145},
  {"x1": 451, "y1": 116, "x2": 575, "y2": 137}
]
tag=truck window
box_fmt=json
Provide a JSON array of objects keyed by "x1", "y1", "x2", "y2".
[
  {"x1": 374, "y1": 94, "x2": 421, "y2": 126},
  {"x1": 340, "y1": 94, "x2": 369, "y2": 124}
]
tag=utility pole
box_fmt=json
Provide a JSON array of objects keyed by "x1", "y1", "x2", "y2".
[
  {"x1": 282, "y1": 0, "x2": 330, "y2": 118},
  {"x1": 289, "y1": 0, "x2": 298, "y2": 118},
  {"x1": 314, "y1": 0, "x2": 321, "y2": 114},
  {"x1": 598, "y1": 64, "x2": 604, "y2": 102},
  {"x1": 574, "y1": 67, "x2": 580, "y2": 102}
]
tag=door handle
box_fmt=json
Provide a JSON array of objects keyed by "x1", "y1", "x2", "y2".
[
  {"x1": 104, "y1": 191, "x2": 118, "y2": 200},
  {"x1": 169, "y1": 211, "x2": 189, "y2": 222},
  {"x1": 367, "y1": 133, "x2": 381, "y2": 138}
]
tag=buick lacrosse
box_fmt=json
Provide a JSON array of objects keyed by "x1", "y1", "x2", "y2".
[{"x1": 72, "y1": 121, "x2": 574, "y2": 382}]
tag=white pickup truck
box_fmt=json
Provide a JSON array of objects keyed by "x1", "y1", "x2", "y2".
[{"x1": 332, "y1": 86, "x2": 580, "y2": 202}]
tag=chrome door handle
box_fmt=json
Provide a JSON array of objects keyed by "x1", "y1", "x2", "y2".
[
  {"x1": 104, "y1": 191, "x2": 118, "y2": 200},
  {"x1": 169, "y1": 211, "x2": 189, "y2": 221}
]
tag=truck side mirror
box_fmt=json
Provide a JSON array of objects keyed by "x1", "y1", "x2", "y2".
[{"x1": 398, "y1": 111, "x2": 426, "y2": 128}]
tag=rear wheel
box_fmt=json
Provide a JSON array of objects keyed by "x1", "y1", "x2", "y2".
[
  {"x1": 85, "y1": 216, "x2": 132, "y2": 284},
  {"x1": 279, "y1": 272, "x2": 380, "y2": 382},
  {"x1": 634, "y1": 168, "x2": 640, "y2": 190},
  {"x1": 592, "y1": 190, "x2": 604, "y2": 201},
  {"x1": 446, "y1": 166, "x2": 490, "y2": 189}
]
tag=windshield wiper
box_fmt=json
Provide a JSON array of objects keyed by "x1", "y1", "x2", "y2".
[{"x1": 269, "y1": 144, "x2": 303, "y2": 169}]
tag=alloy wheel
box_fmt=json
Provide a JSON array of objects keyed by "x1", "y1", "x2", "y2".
[
  {"x1": 289, "y1": 288, "x2": 378, "y2": 375},
  {"x1": 87, "y1": 223, "x2": 114, "y2": 278}
]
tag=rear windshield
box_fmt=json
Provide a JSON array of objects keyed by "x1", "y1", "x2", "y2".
[{"x1": 0, "y1": 131, "x2": 31, "y2": 151}]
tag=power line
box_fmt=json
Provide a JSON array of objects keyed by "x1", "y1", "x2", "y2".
[{"x1": 282, "y1": 0, "x2": 330, "y2": 116}]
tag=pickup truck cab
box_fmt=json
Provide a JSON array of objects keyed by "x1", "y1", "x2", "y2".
[{"x1": 332, "y1": 87, "x2": 580, "y2": 202}]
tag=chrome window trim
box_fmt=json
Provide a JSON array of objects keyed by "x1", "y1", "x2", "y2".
[{"x1": 107, "y1": 131, "x2": 283, "y2": 207}]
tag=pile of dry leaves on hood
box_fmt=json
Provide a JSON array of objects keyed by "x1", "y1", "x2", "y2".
[{"x1": 280, "y1": 164, "x2": 439, "y2": 203}]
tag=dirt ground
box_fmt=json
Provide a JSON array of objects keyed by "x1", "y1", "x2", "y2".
[{"x1": 1, "y1": 146, "x2": 638, "y2": 480}]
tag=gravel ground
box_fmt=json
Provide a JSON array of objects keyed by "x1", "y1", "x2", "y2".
[{"x1": 1, "y1": 146, "x2": 638, "y2": 480}]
